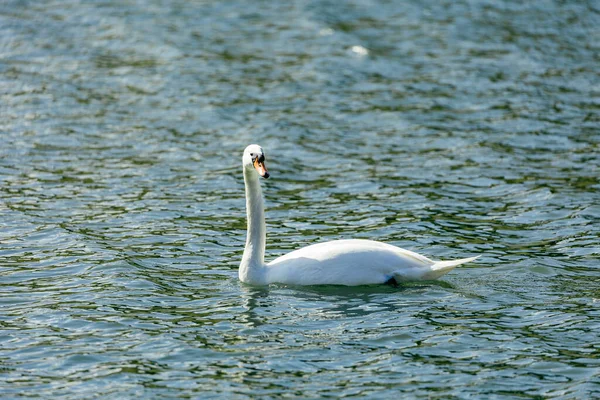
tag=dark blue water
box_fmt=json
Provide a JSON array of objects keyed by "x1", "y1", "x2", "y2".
[{"x1": 1, "y1": 0, "x2": 599, "y2": 398}]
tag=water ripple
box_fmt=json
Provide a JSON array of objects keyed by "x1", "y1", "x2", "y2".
[{"x1": 2, "y1": 0, "x2": 600, "y2": 398}]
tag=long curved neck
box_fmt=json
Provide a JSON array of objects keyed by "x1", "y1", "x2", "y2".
[{"x1": 239, "y1": 167, "x2": 267, "y2": 284}]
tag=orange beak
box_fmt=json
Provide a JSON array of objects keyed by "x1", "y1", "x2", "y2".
[{"x1": 253, "y1": 157, "x2": 269, "y2": 179}]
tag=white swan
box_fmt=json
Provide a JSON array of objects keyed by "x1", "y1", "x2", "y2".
[{"x1": 239, "y1": 144, "x2": 479, "y2": 286}]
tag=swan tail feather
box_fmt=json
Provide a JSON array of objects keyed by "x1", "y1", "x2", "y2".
[
  {"x1": 424, "y1": 255, "x2": 480, "y2": 279},
  {"x1": 432, "y1": 255, "x2": 480, "y2": 271},
  {"x1": 391, "y1": 255, "x2": 479, "y2": 282}
]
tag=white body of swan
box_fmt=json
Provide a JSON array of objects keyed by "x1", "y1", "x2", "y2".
[{"x1": 239, "y1": 144, "x2": 479, "y2": 286}]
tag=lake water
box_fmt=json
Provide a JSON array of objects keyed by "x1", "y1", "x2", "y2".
[{"x1": 1, "y1": 0, "x2": 599, "y2": 398}]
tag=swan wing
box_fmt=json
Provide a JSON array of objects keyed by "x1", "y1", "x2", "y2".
[{"x1": 265, "y1": 239, "x2": 436, "y2": 286}]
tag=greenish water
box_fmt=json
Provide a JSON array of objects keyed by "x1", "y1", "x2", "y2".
[{"x1": 1, "y1": 0, "x2": 599, "y2": 398}]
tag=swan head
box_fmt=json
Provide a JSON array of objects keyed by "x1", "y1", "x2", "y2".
[{"x1": 243, "y1": 144, "x2": 269, "y2": 179}]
